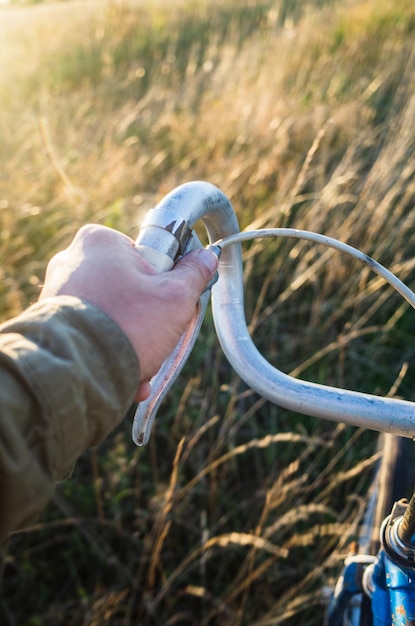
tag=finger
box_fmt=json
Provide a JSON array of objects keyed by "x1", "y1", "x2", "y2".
[{"x1": 172, "y1": 249, "x2": 218, "y2": 292}]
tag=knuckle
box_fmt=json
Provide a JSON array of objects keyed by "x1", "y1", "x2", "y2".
[
  {"x1": 75, "y1": 224, "x2": 109, "y2": 243},
  {"x1": 46, "y1": 249, "x2": 66, "y2": 270},
  {"x1": 74, "y1": 224, "x2": 133, "y2": 249}
]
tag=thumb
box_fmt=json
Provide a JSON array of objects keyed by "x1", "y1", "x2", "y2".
[{"x1": 171, "y1": 248, "x2": 219, "y2": 294}]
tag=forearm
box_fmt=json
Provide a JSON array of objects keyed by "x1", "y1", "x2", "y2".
[{"x1": 0, "y1": 296, "x2": 139, "y2": 540}]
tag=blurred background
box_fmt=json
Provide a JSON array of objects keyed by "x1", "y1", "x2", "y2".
[{"x1": 0, "y1": 0, "x2": 414, "y2": 624}]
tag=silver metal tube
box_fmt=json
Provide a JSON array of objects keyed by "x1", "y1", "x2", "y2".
[{"x1": 134, "y1": 181, "x2": 415, "y2": 442}]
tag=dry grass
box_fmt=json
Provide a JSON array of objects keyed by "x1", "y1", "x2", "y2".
[{"x1": 0, "y1": 0, "x2": 415, "y2": 624}]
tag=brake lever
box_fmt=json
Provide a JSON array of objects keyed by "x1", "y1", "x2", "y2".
[
  {"x1": 132, "y1": 289, "x2": 210, "y2": 445},
  {"x1": 131, "y1": 224, "x2": 216, "y2": 446}
]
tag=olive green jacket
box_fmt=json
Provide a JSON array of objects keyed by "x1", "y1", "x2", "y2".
[{"x1": 0, "y1": 296, "x2": 139, "y2": 541}]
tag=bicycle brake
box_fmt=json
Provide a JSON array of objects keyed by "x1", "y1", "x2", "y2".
[{"x1": 131, "y1": 208, "x2": 216, "y2": 446}]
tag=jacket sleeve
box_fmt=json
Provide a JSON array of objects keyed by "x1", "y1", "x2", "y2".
[{"x1": 0, "y1": 296, "x2": 139, "y2": 540}]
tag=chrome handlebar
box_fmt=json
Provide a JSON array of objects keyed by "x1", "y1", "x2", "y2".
[{"x1": 132, "y1": 181, "x2": 415, "y2": 445}]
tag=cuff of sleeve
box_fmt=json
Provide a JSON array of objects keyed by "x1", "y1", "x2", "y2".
[{"x1": 0, "y1": 296, "x2": 140, "y2": 480}]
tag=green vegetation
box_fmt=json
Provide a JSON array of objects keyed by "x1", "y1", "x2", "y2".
[{"x1": 0, "y1": 0, "x2": 415, "y2": 623}]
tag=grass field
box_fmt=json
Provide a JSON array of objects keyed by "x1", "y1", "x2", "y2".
[{"x1": 1, "y1": 0, "x2": 415, "y2": 624}]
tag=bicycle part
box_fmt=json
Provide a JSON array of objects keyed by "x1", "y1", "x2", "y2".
[
  {"x1": 209, "y1": 229, "x2": 415, "y2": 309},
  {"x1": 135, "y1": 206, "x2": 193, "y2": 271},
  {"x1": 368, "y1": 436, "x2": 415, "y2": 556},
  {"x1": 133, "y1": 222, "x2": 213, "y2": 445},
  {"x1": 132, "y1": 181, "x2": 237, "y2": 445},
  {"x1": 327, "y1": 506, "x2": 415, "y2": 626},
  {"x1": 382, "y1": 498, "x2": 415, "y2": 569},
  {"x1": 327, "y1": 435, "x2": 415, "y2": 625},
  {"x1": 397, "y1": 493, "x2": 415, "y2": 547},
  {"x1": 131, "y1": 181, "x2": 415, "y2": 446},
  {"x1": 369, "y1": 548, "x2": 415, "y2": 626},
  {"x1": 327, "y1": 554, "x2": 377, "y2": 626}
]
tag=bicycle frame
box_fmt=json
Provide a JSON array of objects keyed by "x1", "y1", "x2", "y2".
[
  {"x1": 328, "y1": 498, "x2": 415, "y2": 626},
  {"x1": 371, "y1": 550, "x2": 415, "y2": 625}
]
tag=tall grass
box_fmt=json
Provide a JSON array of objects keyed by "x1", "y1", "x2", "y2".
[{"x1": 0, "y1": 0, "x2": 415, "y2": 624}]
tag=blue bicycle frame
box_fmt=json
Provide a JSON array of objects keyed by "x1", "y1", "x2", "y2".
[
  {"x1": 371, "y1": 551, "x2": 415, "y2": 625},
  {"x1": 328, "y1": 499, "x2": 415, "y2": 626}
]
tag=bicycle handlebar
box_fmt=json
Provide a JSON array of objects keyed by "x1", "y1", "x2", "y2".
[{"x1": 132, "y1": 181, "x2": 415, "y2": 445}]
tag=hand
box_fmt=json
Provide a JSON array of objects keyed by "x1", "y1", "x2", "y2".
[{"x1": 39, "y1": 224, "x2": 218, "y2": 401}]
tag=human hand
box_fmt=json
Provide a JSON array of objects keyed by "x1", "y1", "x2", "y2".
[{"x1": 39, "y1": 225, "x2": 218, "y2": 401}]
